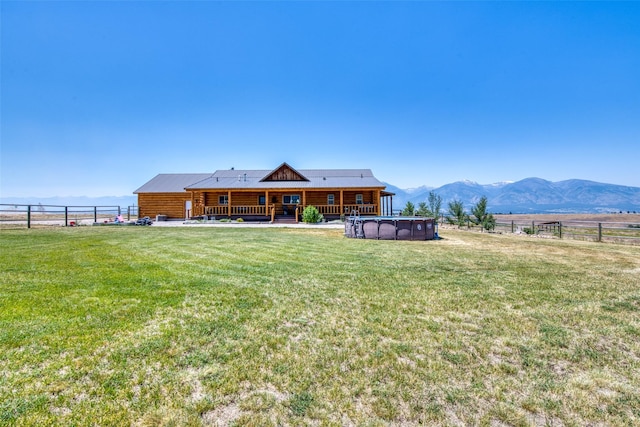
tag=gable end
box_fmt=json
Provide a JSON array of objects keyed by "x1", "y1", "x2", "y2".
[{"x1": 260, "y1": 162, "x2": 309, "y2": 182}]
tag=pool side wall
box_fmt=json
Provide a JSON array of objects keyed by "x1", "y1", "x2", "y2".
[{"x1": 346, "y1": 217, "x2": 436, "y2": 240}]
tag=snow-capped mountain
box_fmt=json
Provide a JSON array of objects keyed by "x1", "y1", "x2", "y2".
[
  {"x1": 385, "y1": 178, "x2": 640, "y2": 214},
  {"x1": 2, "y1": 179, "x2": 639, "y2": 214}
]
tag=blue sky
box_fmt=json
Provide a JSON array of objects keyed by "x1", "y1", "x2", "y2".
[{"x1": 2, "y1": 1, "x2": 639, "y2": 197}]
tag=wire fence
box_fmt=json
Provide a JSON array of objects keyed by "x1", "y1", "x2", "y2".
[
  {"x1": 443, "y1": 217, "x2": 640, "y2": 245},
  {"x1": 0, "y1": 204, "x2": 139, "y2": 229},
  {"x1": 3, "y1": 204, "x2": 640, "y2": 245}
]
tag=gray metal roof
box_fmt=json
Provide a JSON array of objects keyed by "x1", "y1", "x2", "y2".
[
  {"x1": 135, "y1": 167, "x2": 386, "y2": 194},
  {"x1": 187, "y1": 168, "x2": 385, "y2": 190},
  {"x1": 134, "y1": 173, "x2": 212, "y2": 193}
]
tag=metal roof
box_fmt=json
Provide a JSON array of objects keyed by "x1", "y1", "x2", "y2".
[
  {"x1": 134, "y1": 167, "x2": 386, "y2": 193},
  {"x1": 187, "y1": 168, "x2": 385, "y2": 190},
  {"x1": 133, "y1": 173, "x2": 213, "y2": 193}
]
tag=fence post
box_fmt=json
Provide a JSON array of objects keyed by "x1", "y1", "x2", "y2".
[
  {"x1": 127, "y1": 206, "x2": 130, "y2": 221},
  {"x1": 94, "y1": 207, "x2": 97, "y2": 223},
  {"x1": 598, "y1": 223, "x2": 602, "y2": 242},
  {"x1": 65, "y1": 207, "x2": 68, "y2": 227},
  {"x1": 511, "y1": 221, "x2": 514, "y2": 233},
  {"x1": 27, "y1": 205, "x2": 31, "y2": 229},
  {"x1": 118, "y1": 206, "x2": 121, "y2": 216},
  {"x1": 559, "y1": 222, "x2": 562, "y2": 239},
  {"x1": 532, "y1": 221, "x2": 535, "y2": 234}
]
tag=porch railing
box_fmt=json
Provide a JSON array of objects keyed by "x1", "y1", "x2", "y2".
[
  {"x1": 314, "y1": 204, "x2": 378, "y2": 215},
  {"x1": 204, "y1": 206, "x2": 227, "y2": 216},
  {"x1": 204, "y1": 205, "x2": 269, "y2": 216},
  {"x1": 204, "y1": 204, "x2": 378, "y2": 218}
]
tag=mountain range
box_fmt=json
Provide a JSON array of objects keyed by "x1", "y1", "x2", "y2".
[
  {"x1": 0, "y1": 196, "x2": 138, "y2": 209},
  {"x1": 385, "y1": 178, "x2": 640, "y2": 214},
  {"x1": 2, "y1": 178, "x2": 639, "y2": 214}
]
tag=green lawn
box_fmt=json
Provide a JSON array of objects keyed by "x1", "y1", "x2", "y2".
[{"x1": 1, "y1": 227, "x2": 639, "y2": 425}]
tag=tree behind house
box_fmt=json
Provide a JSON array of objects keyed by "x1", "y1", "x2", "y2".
[
  {"x1": 446, "y1": 199, "x2": 467, "y2": 227},
  {"x1": 416, "y1": 202, "x2": 430, "y2": 217},
  {"x1": 428, "y1": 191, "x2": 442, "y2": 221},
  {"x1": 415, "y1": 191, "x2": 443, "y2": 221},
  {"x1": 471, "y1": 196, "x2": 496, "y2": 231},
  {"x1": 402, "y1": 201, "x2": 415, "y2": 216}
]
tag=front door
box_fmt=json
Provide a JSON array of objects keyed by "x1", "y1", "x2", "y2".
[{"x1": 185, "y1": 200, "x2": 192, "y2": 219}]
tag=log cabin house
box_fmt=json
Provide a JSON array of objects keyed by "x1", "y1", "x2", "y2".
[{"x1": 134, "y1": 162, "x2": 394, "y2": 222}]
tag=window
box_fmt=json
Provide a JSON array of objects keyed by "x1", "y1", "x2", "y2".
[
  {"x1": 283, "y1": 195, "x2": 300, "y2": 204},
  {"x1": 327, "y1": 194, "x2": 335, "y2": 205},
  {"x1": 356, "y1": 194, "x2": 363, "y2": 204},
  {"x1": 258, "y1": 196, "x2": 266, "y2": 206},
  {"x1": 219, "y1": 195, "x2": 228, "y2": 205}
]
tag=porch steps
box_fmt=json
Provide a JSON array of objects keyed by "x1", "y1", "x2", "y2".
[{"x1": 272, "y1": 215, "x2": 298, "y2": 224}]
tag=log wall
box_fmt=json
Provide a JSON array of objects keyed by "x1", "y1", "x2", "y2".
[
  {"x1": 139, "y1": 188, "x2": 382, "y2": 219},
  {"x1": 305, "y1": 192, "x2": 334, "y2": 206},
  {"x1": 138, "y1": 193, "x2": 190, "y2": 219},
  {"x1": 341, "y1": 190, "x2": 376, "y2": 204},
  {"x1": 203, "y1": 192, "x2": 265, "y2": 206}
]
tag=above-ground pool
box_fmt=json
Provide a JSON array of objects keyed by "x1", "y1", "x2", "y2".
[{"x1": 345, "y1": 216, "x2": 437, "y2": 240}]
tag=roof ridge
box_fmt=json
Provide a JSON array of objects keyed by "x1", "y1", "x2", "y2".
[{"x1": 186, "y1": 173, "x2": 216, "y2": 188}]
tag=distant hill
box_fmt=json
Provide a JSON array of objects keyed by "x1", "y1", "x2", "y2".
[
  {"x1": 385, "y1": 178, "x2": 640, "y2": 214},
  {"x1": 2, "y1": 178, "x2": 639, "y2": 214},
  {"x1": 0, "y1": 196, "x2": 137, "y2": 209}
]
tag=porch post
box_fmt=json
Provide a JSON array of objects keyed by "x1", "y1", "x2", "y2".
[
  {"x1": 265, "y1": 191, "x2": 269, "y2": 216},
  {"x1": 228, "y1": 190, "x2": 232, "y2": 217},
  {"x1": 376, "y1": 190, "x2": 381, "y2": 215},
  {"x1": 340, "y1": 190, "x2": 344, "y2": 215},
  {"x1": 302, "y1": 190, "x2": 306, "y2": 209}
]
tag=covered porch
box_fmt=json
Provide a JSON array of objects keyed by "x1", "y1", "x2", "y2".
[{"x1": 190, "y1": 188, "x2": 393, "y2": 222}]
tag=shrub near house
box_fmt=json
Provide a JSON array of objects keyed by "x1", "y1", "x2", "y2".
[{"x1": 302, "y1": 205, "x2": 324, "y2": 224}]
